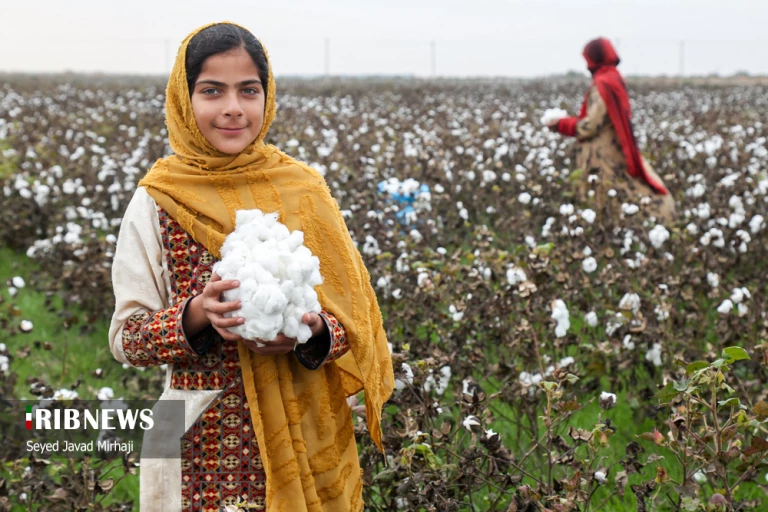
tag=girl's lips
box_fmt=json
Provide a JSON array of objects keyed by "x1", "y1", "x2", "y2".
[{"x1": 216, "y1": 126, "x2": 246, "y2": 134}]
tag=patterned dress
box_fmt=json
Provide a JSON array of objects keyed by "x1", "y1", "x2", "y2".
[
  {"x1": 109, "y1": 188, "x2": 349, "y2": 511},
  {"x1": 568, "y1": 85, "x2": 676, "y2": 223}
]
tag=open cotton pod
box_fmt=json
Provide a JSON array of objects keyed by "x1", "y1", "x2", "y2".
[{"x1": 213, "y1": 209, "x2": 323, "y2": 344}]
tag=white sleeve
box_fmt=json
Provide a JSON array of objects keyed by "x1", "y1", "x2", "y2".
[{"x1": 108, "y1": 187, "x2": 169, "y2": 365}]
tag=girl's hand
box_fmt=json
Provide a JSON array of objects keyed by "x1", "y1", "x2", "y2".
[
  {"x1": 243, "y1": 312, "x2": 327, "y2": 355},
  {"x1": 184, "y1": 272, "x2": 244, "y2": 341}
]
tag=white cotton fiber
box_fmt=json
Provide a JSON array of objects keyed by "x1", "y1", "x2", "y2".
[
  {"x1": 213, "y1": 209, "x2": 323, "y2": 344},
  {"x1": 540, "y1": 108, "x2": 568, "y2": 126}
]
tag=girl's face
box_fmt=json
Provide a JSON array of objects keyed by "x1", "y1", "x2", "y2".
[{"x1": 190, "y1": 47, "x2": 265, "y2": 155}]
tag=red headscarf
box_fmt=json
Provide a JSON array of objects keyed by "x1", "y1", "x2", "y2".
[{"x1": 557, "y1": 38, "x2": 668, "y2": 195}]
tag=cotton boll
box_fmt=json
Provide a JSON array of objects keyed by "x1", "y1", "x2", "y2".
[
  {"x1": 261, "y1": 285, "x2": 289, "y2": 315},
  {"x1": 645, "y1": 343, "x2": 663, "y2": 367},
  {"x1": 303, "y1": 288, "x2": 321, "y2": 313},
  {"x1": 261, "y1": 212, "x2": 279, "y2": 228},
  {"x1": 599, "y1": 391, "x2": 617, "y2": 410},
  {"x1": 244, "y1": 316, "x2": 281, "y2": 341},
  {"x1": 271, "y1": 222, "x2": 291, "y2": 241},
  {"x1": 622, "y1": 203, "x2": 639, "y2": 216},
  {"x1": 281, "y1": 231, "x2": 305, "y2": 253},
  {"x1": 506, "y1": 266, "x2": 527, "y2": 285},
  {"x1": 585, "y1": 311, "x2": 598, "y2": 327},
  {"x1": 218, "y1": 209, "x2": 325, "y2": 343},
  {"x1": 551, "y1": 300, "x2": 570, "y2": 338},
  {"x1": 280, "y1": 280, "x2": 296, "y2": 299},
  {"x1": 582, "y1": 257, "x2": 597, "y2": 274},
  {"x1": 581, "y1": 209, "x2": 596, "y2": 224},
  {"x1": 648, "y1": 225, "x2": 670, "y2": 249},
  {"x1": 296, "y1": 323, "x2": 313, "y2": 343},
  {"x1": 216, "y1": 248, "x2": 250, "y2": 277},
  {"x1": 540, "y1": 108, "x2": 568, "y2": 126},
  {"x1": 283, "y1": 315, "x2": 301, "y2": 339},
  {"x1": 619, "y1": 293, "x2": 641, "y2": 314},
  {"x1": 717, "y1": 299, "x2": 733, "y2": 315}
]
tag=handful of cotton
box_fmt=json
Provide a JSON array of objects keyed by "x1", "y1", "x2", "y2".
[
  {"x1": 540, "y1": 108, "x2": 568, "y2": 126},
  {"x1": 213, "y1": 209, "x2": 323, "y2": 345}
]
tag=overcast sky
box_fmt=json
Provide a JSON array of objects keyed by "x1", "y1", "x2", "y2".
[{"x1": 2, "y1": 0, "x2": 767, "y2": 77}]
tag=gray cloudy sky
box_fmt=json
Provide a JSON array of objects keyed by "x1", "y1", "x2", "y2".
[{"x1": 2, "y1": 0, "x2": 767, "y2": 77}]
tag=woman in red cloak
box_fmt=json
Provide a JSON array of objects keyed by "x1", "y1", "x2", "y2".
[{"x1": 550, "y1": 37, "x2": 676, "y2": 223}]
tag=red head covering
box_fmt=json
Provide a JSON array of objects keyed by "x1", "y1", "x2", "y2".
[
  {"x1": 583, "y1": 37, "x2": 621, "y2": 73},
  {"x1": 559, "y1": 38, "x2": 668, "y2": 195}
]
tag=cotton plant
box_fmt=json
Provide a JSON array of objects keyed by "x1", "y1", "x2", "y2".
[{"x1": 214, "y1": 209, "x2": 323, "y2": 345}]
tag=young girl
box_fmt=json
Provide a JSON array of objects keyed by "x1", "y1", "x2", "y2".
[
  {"x1": 549, "y1": 37, "x2": 676, "y2": 223},
  {"x1": 109, "y1": 22, "x2": 393, "y2": 511}
]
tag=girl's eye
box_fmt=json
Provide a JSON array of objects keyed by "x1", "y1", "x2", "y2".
[
  {"x1": 242, "y1": 88, "x2": 259, "y2": 95},
  {"x1": 201, "y1": 88, "x2": 220, "y2": 96}
]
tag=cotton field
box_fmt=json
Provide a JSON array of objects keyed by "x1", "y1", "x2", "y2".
[{"x1": 2, "y1": 75, "x2": 768, "y2": 511}]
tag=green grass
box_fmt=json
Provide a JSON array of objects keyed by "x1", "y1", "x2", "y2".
[
  {"x1": 0, "y1": 247, "x2": 137, "y2": 401},
  {"x1": 1, "y1": 246, "x2": 141, "y2": 509}
]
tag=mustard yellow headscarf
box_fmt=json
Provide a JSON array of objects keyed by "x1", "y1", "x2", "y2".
[{"x1": 137, "y1": 22, "x2": 394, "y2": 511}]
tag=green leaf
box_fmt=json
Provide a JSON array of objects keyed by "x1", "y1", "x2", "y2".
[
  {"x1": 685, "y1": 361, "x2": 709, "y2": 375},
  {"x1": 373, "y1": 468, "x2": 397, "y2": 483},
  {"x1": 533, "y1": 243, "x2": 555, "y2": 256},
  {"x1": 717, "y1": 398, "x2": 740, "y2": 408},
  {"x1": 656, "y1": 382, "x2": 681, "y2": 404},
  {"x1": 673, "y1": 378, "x2": 690, "y2": 392},
  {"x1": 541, "y1": 381, "x2": 558, "y2": 392},
  {"x1": 565, "y1": 373, "x2": 580, "y2": 384},
  {"x1": 723, "y1": 346, "x2": 750, "y2": 362},
  {"x1": 711, "y1": 358, "x2": 726, "y2": 369},
  {"x1": 681, "y1": 497, "x2": 701, "y2": 511},
  {"x1": 720, "y1": 383, "x2": 735, "y2": 394}
]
